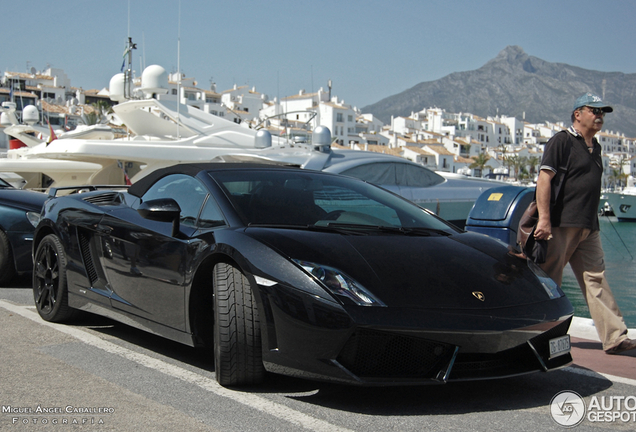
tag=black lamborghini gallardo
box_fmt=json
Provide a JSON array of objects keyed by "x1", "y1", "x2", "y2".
[{"x1": 32, "y1": 163, "x2": 573, "y2": 387}]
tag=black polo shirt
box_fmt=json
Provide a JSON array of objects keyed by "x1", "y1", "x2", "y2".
[{"x1": 539, "y1": 128, "x2": 602, "y2": 231}]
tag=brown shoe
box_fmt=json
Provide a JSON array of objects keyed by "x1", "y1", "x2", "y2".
[{"x1": 606, "y1": 338, "x2": 636, "y2": 355}]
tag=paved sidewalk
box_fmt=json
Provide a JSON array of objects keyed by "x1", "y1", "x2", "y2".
[{"x1": 568, "y1": 316, "x2": 636, "y2": 382}]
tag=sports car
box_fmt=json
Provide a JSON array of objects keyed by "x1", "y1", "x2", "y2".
[
  {"x1": 32, "y1": 163, "x2": 574, "y2": 387},
  {"x1": 0, "y1": 176, "x2": 47, "y2": 285}
]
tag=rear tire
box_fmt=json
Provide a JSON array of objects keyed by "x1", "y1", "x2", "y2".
[
  {"x1": 0, "y1": 231, "x2": 16, "y2": 286},
  {"x1": 33, "y1": 234, "x2": 77, "y2": 322},
  {"x1": 213, "y1": 262, "x2": 264, "y2": 386}
]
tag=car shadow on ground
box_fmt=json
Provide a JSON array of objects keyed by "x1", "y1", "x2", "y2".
[
  {"x1": 277, "y1": 370, "x2": 612, "y2": 416},
  {"x1": 73, "y1": 314, "x2": 614, "y2": 417}
]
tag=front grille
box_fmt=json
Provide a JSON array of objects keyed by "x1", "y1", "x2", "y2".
[
  {"x1": 451, "y1": 345, "x2": 538, "y2": 379},
  {"x1": 450, "y1": 317, "x2": 573, "y2": 380},
  {"x1": 336, "y1": 329, "x2": 455, "y2": 379}
]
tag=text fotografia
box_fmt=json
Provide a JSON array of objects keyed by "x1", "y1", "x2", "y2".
[{"x1": 3, "y1": 405, "x2": 114, "y2": 426}]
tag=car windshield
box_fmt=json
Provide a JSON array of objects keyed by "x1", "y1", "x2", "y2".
[{"x1": 209, "y1": 169, "x2": 455, "y2": 232}]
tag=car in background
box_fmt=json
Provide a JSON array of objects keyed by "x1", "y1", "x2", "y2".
[
  {"x1": 32, "y1": 163, "x2": 573, "y2": 387},
  {"x1": 321, "y1": 151, "x2": 503, "y2": 227},
  {"x1": 0, "y1": 177, "x2": 47, "y2": 285}
]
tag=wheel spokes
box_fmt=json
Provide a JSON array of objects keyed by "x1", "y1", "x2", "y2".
[{"x1": 35, "y1": 243, "x2": 59, "y2": 313}]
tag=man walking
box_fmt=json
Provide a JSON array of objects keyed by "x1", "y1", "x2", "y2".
[{"x1": 534, "y1": 93, "x2": 636, "y2": 355}]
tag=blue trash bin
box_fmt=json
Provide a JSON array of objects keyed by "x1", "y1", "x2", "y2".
[{"x1": 465, "y1": 185, "x2": 534, "y2": 250}]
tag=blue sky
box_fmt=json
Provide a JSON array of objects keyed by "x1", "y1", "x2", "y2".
[{"x1": 4, "y1": 0, "x2": 636, "y2": 109}]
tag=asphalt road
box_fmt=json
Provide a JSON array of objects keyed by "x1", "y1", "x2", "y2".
[{"x1": 1, "y1": 277, "x2": 635, "y2": 432}]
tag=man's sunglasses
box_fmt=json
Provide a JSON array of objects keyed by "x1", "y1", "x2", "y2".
[{"x1": 584, "y1": 106, "x2": 606, "y2": 116}]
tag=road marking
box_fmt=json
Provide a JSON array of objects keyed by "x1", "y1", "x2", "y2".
[{"x1": 0, "y1": 300, "x2": 353, "y2": 432}]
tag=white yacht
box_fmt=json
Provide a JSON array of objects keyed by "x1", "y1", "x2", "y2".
[
  {"x1": 604, "y1": 177, "x2": 636, "y2": 221},
  {"x1": 0, "y1": 65, "x2": 503, "y2": 225}
]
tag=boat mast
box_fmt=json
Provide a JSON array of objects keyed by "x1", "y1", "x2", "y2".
[
  {"x1": 176, "y1": 0, "x2": 182, "y2": 139},
  {"x1": 123, "y1": 37, "x2": 137, "y2": 100}
]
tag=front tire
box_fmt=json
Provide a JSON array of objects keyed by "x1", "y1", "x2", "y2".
[
  {"x1": 33, "y1": 234, "x2": 77, "y2": 322},
  {"x1": 0, "y1": 230, "x2": 16, "y2": 286},
  {"x1": 213, "y1": 262, "x2": 264, "y2": 386}
]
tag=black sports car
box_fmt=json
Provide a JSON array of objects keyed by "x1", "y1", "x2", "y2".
[
  {"x1": 0, "y1": 177, "x2": 47, "y2": 285},
  {"x1": 32, "y1": 163, "x2": 574, "y2": 387}
]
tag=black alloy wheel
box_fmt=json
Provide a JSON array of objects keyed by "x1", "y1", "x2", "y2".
[
  {"x1": 33, "y1": 234, "x2": 77, "y2": 322},
  {"x1": 213, "y1": 262, "x2": 264, "y2": 386}
]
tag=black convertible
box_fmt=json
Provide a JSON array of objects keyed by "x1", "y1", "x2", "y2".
[
  {"x1": 0, "y1": 176, "x2": 47, "y2": 285},
  {"x1": 32, "y1": 163, "x2": 574, "y2": 386}
]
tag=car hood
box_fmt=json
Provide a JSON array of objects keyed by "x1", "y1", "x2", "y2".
[
  {"x1": 243, "y1": 228, "x2": 551, "y2": 310},
  {"x1": 0, "y1": 188, "x2": 48, "y2": 211}
]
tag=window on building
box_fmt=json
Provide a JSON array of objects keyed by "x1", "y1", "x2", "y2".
[{"x1": 336, "y1": 113, "x2": 343, "y2": 122}]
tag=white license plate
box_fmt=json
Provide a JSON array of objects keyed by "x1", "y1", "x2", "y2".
[{"x1": 549, "y1": 335, "x2": 571, "y2": 359}]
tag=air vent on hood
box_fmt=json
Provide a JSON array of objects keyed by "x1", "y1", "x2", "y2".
[{"x1": 82, "y1": 192, "x2": 122, "y2": 205}]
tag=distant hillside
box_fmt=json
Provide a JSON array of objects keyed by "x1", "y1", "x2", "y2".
[{"x1": 363, "y1": 46, "x2": 636, "y2": 137}]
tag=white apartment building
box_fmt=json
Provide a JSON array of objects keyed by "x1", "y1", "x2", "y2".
[
  {"x1": 1, "y1": 68, "x2": 71, "y2": 105},
  {"x1": 221, "y1": 84, "x2": 268, "y2": 122},
  {"x1": 498, "y1": 115, "x2": 525, "y2": 145}
]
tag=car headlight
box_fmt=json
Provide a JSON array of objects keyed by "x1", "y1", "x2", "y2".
[
  {"x1": 292, "y1": 259, "x2": 386, "y2": 307},
  {"x1": 527, "y1": 260, "x2": 563, "y2": 299},
  {"x1": 26, "y1": 211, "x2": 41, "y2": 228}
]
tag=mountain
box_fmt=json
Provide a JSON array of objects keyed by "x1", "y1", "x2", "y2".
[{"x1": 363, "y1": 46, "x2": 636, "y2": 138}]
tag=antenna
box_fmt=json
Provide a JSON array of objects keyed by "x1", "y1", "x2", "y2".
[
  {"x1": 176, "y1": 0, "x2": 182, "y2": 139},
  {"x1": 123, "y1": 37, "x2": 137, "y2": 99}
]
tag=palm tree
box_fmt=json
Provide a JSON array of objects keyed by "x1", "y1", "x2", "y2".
[
  {"x1": 507, "y1": 155, "x2": 526, "y2": 180},
  {"x1": 526, "y1": 156, "x2": 541, "y2": 178},
  {"x1": 81, "y1": 102, "x2": 111, "y2": 126},
  {"x1": 469, "y1": 152, "x2": 490, "y2": 177},
  {"x1": 608, "y1": 168, "x2": 624, "y2": 190}
]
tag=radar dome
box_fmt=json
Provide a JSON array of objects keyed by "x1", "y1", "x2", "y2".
[
  {"x1": 312, "y1": 125, "x2": 332, "y2": 152},
  {"x1": 22, "y1": 105, "x2": 39, "y2": 125},
  {"x1": 0, "y1": 112, "x2": 11, "y2": 126},
  {"x1": 141, "y1": 65, "x2": 169, "y2": 97},
  {"x1": 255, "y1": 130, "x2": 272, "y2": 149},
  {"x1": 109, "y1": 73, "x2": 126, "y2": 102}
]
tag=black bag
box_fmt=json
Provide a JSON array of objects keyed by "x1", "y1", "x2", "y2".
[{"x1": 517, "y1": 200, "x2": 548, "y2": 263}]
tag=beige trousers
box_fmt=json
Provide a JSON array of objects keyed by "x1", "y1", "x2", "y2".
[{"x1": 539, "y1": 227, "x2": 628, "y2": 351}]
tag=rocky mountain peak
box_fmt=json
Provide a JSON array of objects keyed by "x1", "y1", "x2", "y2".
[{"x1": 363, "y1": 47, "x2": 636, "y2": 137}]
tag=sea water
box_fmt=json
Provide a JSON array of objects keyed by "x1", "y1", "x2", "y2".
[{"x1": 561, "y1": 217, "x2": 636, "y2": 328}]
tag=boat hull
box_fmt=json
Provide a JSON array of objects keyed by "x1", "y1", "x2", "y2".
[{"x1": 604, "y1": 192, "x2": 636, "y2": 221}]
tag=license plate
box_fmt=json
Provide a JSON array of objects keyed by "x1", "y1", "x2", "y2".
[{"x1": 549, "y1": 335, "x2": 571, "y2": 359}]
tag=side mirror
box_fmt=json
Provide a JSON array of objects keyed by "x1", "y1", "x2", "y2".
[{"x1": 138, "y1": 198, "x2": 181, "y2": 236}]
